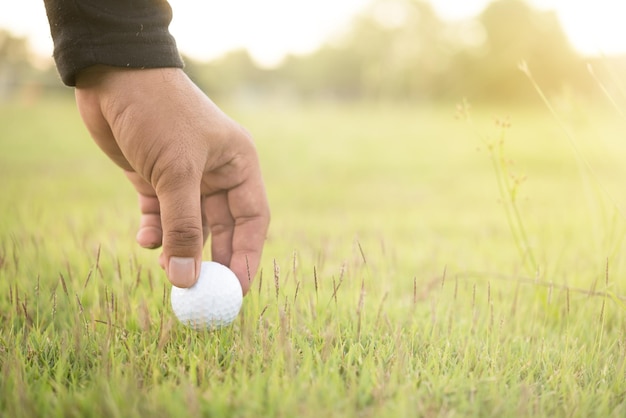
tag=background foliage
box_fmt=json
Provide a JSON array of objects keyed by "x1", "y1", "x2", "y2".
[{"x1": 2, "y1": 0, "x2": 623, "y2": 103}]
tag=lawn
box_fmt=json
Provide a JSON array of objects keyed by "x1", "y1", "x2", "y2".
[{"x1": 1, "y1": 93, "x2": 625, "y2": 417}]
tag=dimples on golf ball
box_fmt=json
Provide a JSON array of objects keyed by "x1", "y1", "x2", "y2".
[{"x1": 170, "y1": 261, "x2": 243, "y2": 330}]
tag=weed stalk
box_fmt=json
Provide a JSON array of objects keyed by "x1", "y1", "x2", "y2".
[
  {"x1": 519, "y1": 61, "x2": 626, "y2": 222},
  {"x1": 457, "y1": 99, "x2": 538, "y2": 275}
]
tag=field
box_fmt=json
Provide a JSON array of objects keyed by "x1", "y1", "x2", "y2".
[{"x1": 1, "y1": 93, "x2": 626, "y2": 417}]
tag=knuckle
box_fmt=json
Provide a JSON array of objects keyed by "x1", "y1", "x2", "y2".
[
  {"x1": 154, "y1": 158, "x2": 200, "y2": 192},
  {"x1": 209, "y1": 220, "x2": 234, "y2": 237},
  {"x1": 164, "y1": 220, "x2": 203, "y2": 248},
  {"x1": 236, "y1": 126, "x2": 255, "y2": 145}
]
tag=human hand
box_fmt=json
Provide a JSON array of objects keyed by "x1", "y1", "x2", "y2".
[{"x1": 74, "y1": 66, "x2": 270, "y2": 294}]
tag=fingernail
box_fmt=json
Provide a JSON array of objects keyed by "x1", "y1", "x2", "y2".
[{"x1": 168, "y1": 257, "x2": 196, "y2": 288}]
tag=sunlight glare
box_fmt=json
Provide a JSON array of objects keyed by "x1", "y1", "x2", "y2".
[{"x1": 2, "y1": 0, "x2": 626, "y2": 64}]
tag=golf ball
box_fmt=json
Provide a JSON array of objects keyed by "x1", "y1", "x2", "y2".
[{"x1": 170, "y1": 261, "x2": 243, "y2": 330}]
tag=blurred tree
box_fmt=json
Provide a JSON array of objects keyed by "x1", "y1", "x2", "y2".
[
  {"x1": 277, "y1": 45, "x2": 363, "y2": 99},
  {"x1": 272, "y1": 0, "x2": 590, "y2": 102},
  {"x1": 453, "y1": 0, "x2": 589, "y2": 101},
  {"x1": 0, "y1": 30, "x2": 30, "y2": 64},
  {"x1": 185, "y1": 50, "x2": 276, "y2": 100},
  {"x1": 276, "y1": 0, "x2": 450, "y2": 101},
  {"x1": 0, "y1": 0, "x2": 599, "y2": 103},
  {"x1": 0, "y1": 29, "x2": 66, "y2": 101},
  {"x1": 344, "y1": 0, "x2": 450, "y2": 100},
  {"x1": 0, "y1": 30, "x2": 31, "y2": 99}
]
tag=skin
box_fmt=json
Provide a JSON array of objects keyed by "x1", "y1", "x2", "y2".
[{"x1": 74, "y1": 65, "x2": 270, "y2": 295}]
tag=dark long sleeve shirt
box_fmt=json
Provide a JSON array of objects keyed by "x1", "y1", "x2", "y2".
[{"x1": 43, "y1": 0, "x2": 184, "y2": 86}]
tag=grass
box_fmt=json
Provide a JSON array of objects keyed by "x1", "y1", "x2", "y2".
[{"x1": 1, "y1": 93, "x2": 626, "y2": 417}]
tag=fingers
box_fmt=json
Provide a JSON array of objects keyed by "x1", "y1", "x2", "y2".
[
  {"x1": 136, "y1": 193, "x2": 162, "y2": 249},
  {"x1": 204, "y1": 166, "x2": 269, "y2": 295},
  {"x1": 128, "y1": 164, "x2": 268, "y2": 294},
  {"x1": 203, "y1": 192, "x2": 234, "y2": 266},
  {"x1": 154, "y1": 169, "x2": 204, "y2": 288},
  {"x1": 77, "y1": 68, "x2": 269, "y2": 294},
  {"x1": 230, "y1": 214, "x2": 269, "y2": 295},
  {"x1": 125, "y1": 171, "x2": 162, "y2": 249}
]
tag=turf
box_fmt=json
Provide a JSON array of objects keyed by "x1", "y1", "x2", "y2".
[{"x1": 1, "y1": 95, "x2": 625, "y2": 417}]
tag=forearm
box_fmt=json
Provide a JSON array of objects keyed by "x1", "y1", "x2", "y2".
[{"x1": 43, "y1": 0, "x2": 184, "y2": 86}]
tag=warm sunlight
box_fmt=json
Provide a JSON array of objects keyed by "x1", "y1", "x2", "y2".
[
  {"x1": 549, "y1": 0, "x2": 626, "y2": 56},
  {"x1": 3, "y1": 2, "x2": 626, "y2": 415},
  {"x1": 2, "y1": 0, "x2": 626, "y2": 65}
]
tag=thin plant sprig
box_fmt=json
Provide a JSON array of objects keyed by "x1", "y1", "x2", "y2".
[
  {"x1": 519, "y1": 60, "x2": 626, "y2": 222},
  {"x1": 457, "y1": 99, "x2": 539, "y2": 276},
  {"x1": 587, "y1": 63, "x2": 625, "y2": 118}
]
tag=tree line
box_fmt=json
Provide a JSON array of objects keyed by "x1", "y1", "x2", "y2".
[{"x1": 2, "y1": 0, "x2": 624, "y2": 103}]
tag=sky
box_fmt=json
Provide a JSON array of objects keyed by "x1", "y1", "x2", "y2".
[{"x1": 1, "y1": 0, "x2": 626, "y2": 67}]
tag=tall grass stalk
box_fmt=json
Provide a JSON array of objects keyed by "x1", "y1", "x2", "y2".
[
  {"x1": 457, "y1": 99, "x2": 539, "y2": 275},
  {"x1": 587, "y1": 63, "x2": 625, "y2": 118},
  {"x1": 519, "y1": 61, "x2": 626, "y2": 223}
]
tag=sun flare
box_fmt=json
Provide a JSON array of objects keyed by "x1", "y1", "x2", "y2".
[{"x1": 1, "y1": 0, "x2": 625, "y2": 66}]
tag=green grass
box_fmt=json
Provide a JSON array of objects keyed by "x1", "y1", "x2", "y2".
[{"x1": 1, "y1": 95, "x2": 625, "y2": 417}]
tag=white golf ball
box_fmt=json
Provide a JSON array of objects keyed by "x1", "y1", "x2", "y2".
[{"x1": 170, "y1": 261, "x2": 243, "y2": 330}]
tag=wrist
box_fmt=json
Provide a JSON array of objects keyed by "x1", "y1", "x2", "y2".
[{"x1": 75, "y1": 66, "x2": 183, "y2": 89}]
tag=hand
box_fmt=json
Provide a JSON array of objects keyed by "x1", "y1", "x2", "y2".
[{"x1": 74, "y1": 66, "x2": 270, "y2": 294}]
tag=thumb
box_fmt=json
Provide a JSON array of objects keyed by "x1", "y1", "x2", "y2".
[{"x1": 156, "y1": 174, "x2": 203, "y2": 288}]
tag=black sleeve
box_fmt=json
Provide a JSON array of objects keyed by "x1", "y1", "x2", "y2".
[{"x1": 43, "y1": 0, "x2": 184, "y2": 86}]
